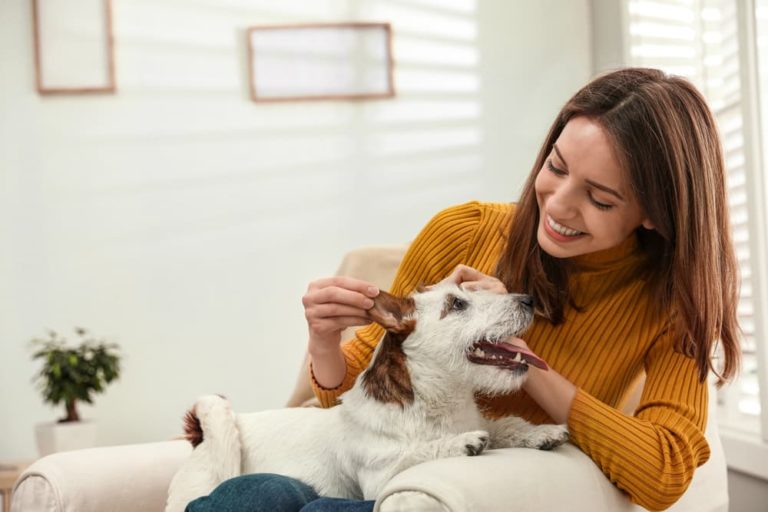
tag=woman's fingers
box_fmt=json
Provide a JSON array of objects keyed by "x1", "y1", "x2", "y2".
[
  {"x1": 304, "y1": 286, "x2": 375, "y2": 310},
  {"x1": 303, "y1": 277, "x2": 382, "y2": 347},
  {"x1": 504, "y1": 336, "x2": 528, "y2": 347},
  {"x1": 308, "y1": 276, "x2": 379, "y2": 297},
  {"x1": 462, "y1": 280, "x2": 507, "y2": 294},
  {"x1": 438, "y1": 265, "x2": 508, "y2": 294},
  {"x1": 309, "y1": 304, "x2": 373, "y2": 319},
  {"x1": 446, "y1": 264, "x2": 486, "y2": 284},
  {"x1": 307, "y1": 316, "x2": 373, "y2": 335}
]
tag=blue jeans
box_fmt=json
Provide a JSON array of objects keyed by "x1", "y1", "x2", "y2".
[{"x1": 185, "y1": 473, "x2": 375, "y2": 512}]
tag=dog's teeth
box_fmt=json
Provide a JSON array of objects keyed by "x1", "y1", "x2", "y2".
[
  {"x1": 474, "y1": 348, "x2": 485, "y2": 357},
  {"x1": 513, "y1": 352, "x2": 523, "y2": 363}
]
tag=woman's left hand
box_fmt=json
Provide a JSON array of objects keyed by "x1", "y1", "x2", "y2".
[
  {"x1": 437, "y1": 264, "x2": 507, "y2": 294},
  {"x1": 503, "y1": 335, "x2": 531, "y2": 352}
]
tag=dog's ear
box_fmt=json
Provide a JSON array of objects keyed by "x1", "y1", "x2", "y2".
[{"x1": 367, "y1": 291, "x2": 415, "y2": 334}]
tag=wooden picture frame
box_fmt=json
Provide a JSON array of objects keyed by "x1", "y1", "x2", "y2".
[
  {"x1": 246, "y1": 22, "x2": 395, "y2": 102},
  {"x1": 31, "y1": 0, "x2": 116, "y2": 95}
]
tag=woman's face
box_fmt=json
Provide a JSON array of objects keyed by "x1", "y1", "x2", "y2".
[{"x1": 534, "y1": 116, "x2": 653, "y2": 259}]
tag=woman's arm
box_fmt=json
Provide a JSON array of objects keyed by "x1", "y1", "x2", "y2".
[
  {"x1": 444, "y1": 267, "x2": 710, "y2": 511},
  {"x1": 309, "y1": 201, "x2": 491, "y2": 406},
  {"x1": 565, "y1": 329, "x2": 710, "y2": 511},
  {"x1": 303, "y1": 276, "x2": 379, "y2": 389},
  {"x1": 518, "y1": 348, "x2": 577, "y2": 424}
]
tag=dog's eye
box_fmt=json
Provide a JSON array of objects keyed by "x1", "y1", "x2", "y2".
[{"x1": 451, "y1": 297, "x2": 468, "y2": 311}]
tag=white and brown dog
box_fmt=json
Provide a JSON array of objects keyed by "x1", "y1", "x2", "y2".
[{"x1": 165, "y1": 283, "x2": 569, "y2": 511}]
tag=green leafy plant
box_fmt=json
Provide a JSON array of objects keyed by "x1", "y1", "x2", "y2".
[{"x1": 31, "y1": 328, "x2": 121, "y2": 423}]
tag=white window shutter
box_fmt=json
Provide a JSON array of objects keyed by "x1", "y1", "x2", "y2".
[{"x1": 625, "y1": 0, "x2": 761, "y2": 429}]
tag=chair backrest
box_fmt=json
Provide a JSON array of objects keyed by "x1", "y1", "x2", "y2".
[{"x1": 284, "y1": 245, "x2": 408, "y2": 408}]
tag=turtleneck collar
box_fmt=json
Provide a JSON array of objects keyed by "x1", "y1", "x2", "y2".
[{"x1": 568, "y1": 232, "x2": 641, "y2": 271}]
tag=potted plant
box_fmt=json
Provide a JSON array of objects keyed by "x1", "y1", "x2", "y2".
[{"x1": 30, "y1": 327, "x2": 121, "y2": 456}]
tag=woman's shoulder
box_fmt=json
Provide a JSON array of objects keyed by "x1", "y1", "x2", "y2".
[
  {"x1": 415, "y1": 202, "x2": 514, "y2": 271},
  {"x1": 428, "y1": 201, "x2": 515, "y2": 228}
]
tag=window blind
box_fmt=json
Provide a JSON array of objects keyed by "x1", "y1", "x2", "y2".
[{"x1": 625, "y1": 0, "x2": 761, "y2": 429}]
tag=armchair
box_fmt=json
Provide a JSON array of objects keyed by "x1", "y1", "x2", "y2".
[{"x1": 12, "y1": 246, "x2": 728, "y2": 512}]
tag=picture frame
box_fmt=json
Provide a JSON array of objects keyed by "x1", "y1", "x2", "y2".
[
  {"x1": 246, "y1": 22, "x2": 395, "y2": 102},
  {"x1": 31, "y1": 0, "x2": 116, "y2": 95}
]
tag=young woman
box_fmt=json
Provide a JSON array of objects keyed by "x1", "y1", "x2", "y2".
[{"x1": 186, "y1": 67, "x2": 740, "y2": 512}]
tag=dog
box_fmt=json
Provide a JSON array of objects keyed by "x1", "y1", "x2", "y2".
[{"x1": 165, "y1": 282, "x2": 569, "y2": 511}]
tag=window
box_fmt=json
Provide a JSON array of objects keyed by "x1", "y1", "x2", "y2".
[{"x1": 624, "y1": 0, "x2": 768, "y2": 475}]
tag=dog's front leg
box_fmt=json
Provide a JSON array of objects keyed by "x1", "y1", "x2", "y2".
[
  {"x1": 390, "y1": 430, "x2": 490, "y2": 475},
  {"x1": 487, "y1": 416, "x2": 569, "y2": 450}
]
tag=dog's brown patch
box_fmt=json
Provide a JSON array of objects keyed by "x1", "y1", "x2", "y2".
[
  {"x1": 363, "y1": 291, "x2": 417, "y2": 408},
  {"x1": 440, "y1": 293, "x2": 463, "y2": 319},
  {"x1": 183, "y1": 407, "x2": 203, "y2": 447},
  {"x1": 366, "y1": 290, "x2": 415, "y2": 333},
  {"x1": 362, "y1": 330, "x2": 415, "y2": 408}
]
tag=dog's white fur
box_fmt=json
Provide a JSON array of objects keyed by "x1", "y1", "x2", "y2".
[{"x1": 165, "y1": 283, "x2": 569, "y2": 511}]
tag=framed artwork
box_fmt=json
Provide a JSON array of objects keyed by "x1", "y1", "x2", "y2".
[
  {"x1": 246, "y1": 22, "x2": 395, "y2": 102},
  {"x1": 31, "y1": 0, "x2": 116, "y2": 94}
]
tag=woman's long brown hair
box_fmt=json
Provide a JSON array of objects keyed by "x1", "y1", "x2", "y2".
[{"x1": 496, "y1": 68, "x2": 740, "y2": 385}]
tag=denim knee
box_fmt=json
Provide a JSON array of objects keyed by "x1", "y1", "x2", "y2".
[
  {"x1": 300, "y1": 497, "x2": 376, "y2": 512},
  {"x1": 185, "y1": 473, "x2": 319, "y2": 512}
]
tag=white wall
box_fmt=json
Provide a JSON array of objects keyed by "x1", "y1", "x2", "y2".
[{"x1": 0, "y1": 0, "x2": 591, "y2": 459}]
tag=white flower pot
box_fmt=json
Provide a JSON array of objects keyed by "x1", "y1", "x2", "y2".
[{"x1": 35, "y1": 421, "x2": 98, "y2": 457}]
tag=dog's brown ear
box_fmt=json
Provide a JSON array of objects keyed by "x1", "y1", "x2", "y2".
[{"x1": 367, "y1": 291, "x2": 415, "y2": 334}]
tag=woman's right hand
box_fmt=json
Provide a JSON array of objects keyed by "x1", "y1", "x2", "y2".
[{"x1": 302, "y1": 277, "x2": 380, "y2": 355}]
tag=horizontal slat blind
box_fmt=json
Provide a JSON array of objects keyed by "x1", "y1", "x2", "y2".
[{"x1": 626, "y1": 0, "x2": 760, "y2": 426}]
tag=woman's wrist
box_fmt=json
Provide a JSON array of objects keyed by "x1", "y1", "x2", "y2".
[
  {"x1": 522, "y1": 365, "x2": 578, "y2": 424},
  {"x1": 308, "y1": 339, "x2": 347, "y2": 389}
]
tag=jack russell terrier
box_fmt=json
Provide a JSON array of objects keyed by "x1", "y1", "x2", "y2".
[{"x1": 165, "y1": 282, "x2": 569, "y2": 511}]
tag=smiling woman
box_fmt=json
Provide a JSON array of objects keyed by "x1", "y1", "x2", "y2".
[
  {"x1": 184, "y1": 68, "x2": 739, "y2": 512},
  {"x1": 533, "y1": 116, "x2": 654, "y2": 259},
  {"x1": 301, "y1": 67, "x2": 739, "y2": 512}
]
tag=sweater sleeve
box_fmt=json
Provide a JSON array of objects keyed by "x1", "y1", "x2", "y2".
[
  {"x1": 311, "y1": 202, "x2": 484, "y2": 407},
  {"x1": 567, "y1": 326, "x2": 710, "y2": 511}
]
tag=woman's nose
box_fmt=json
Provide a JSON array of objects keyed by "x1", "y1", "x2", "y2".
[{"x1": 545, "y1": 183, "x2": 579, "y2": 217}]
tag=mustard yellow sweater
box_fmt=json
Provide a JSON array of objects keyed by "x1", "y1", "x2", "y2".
[{"x1": 311, "y1": 202, "x2": 709, "y2": 511}]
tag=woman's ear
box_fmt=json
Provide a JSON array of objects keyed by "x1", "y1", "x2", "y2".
[{"x1": 641, "y1": 218, "x2": 655, "y2": 230}]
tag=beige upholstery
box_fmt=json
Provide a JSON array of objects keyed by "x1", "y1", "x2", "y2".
[{"x1": 12, "y1": 245, "x2": 728, "y2": 512}]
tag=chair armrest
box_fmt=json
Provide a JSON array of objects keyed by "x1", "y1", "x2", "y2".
[
  {"x1": 375, "y1": 444, "x2": 641, "y2": 512},
  {"x1": 12, "y1": 440, "x2": 191, "y2": 512},
  {"x1": 375, "y1": 437, "x2": 727, "y2": 512}
]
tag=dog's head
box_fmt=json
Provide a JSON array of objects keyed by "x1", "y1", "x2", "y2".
[{"x1": 362, "y1": 282, "x2": 541, "y2": 407}]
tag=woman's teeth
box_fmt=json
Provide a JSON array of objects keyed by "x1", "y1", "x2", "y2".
[{"x1": 547, "y1": 216, "x2": 583, "y2": 237}]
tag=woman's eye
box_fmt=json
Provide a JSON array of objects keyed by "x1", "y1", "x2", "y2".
[
  {"x1": 589, "y1": 195, "x2": 614, "y2": 211},
  {"x1": 546, "y1": 159, "x2": 566, "y2": 176},
  {"x1": 452, "y1": 297, "x2": 468, "y2": 310}
]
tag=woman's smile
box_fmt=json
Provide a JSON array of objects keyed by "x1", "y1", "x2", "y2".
[{"x1": 543, "y1": 214, "x2": 587, "y2": 242}]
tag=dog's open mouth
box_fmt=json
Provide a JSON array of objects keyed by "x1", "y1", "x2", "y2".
[{"x1": 467, "y1": 341, "x2": 549, "y2": 371}]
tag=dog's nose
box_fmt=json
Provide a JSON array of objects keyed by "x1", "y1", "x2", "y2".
[{"x1": 520, "y1": 295, "x2": 535, "y2": 309}]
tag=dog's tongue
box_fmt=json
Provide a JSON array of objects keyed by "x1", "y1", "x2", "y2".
[{"x1": 498, "y1": 342, "x2": 549, "y2": 370}]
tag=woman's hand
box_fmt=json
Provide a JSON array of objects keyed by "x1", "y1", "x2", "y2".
[
  {"x1": 437, "y1": 264, "x2": 508, "y2": 294},
  {"x1": 302, "y1": 276, "x2": 380, "y2": 356},
  {"x1": 503, "y1": 335, "x2": 531, "y2": 352}
]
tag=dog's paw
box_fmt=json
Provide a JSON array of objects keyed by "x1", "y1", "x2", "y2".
[
  {"x1": 533, "y1": 424, "x2": 569, "y2": 451},
  {"x1": 454, "y1": 430, "x2": 489, "y2": 457}
]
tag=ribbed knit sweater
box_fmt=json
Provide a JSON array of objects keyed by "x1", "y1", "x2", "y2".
[{"x1": 311, "y1": 201, "x2": 710, "y2": 511}]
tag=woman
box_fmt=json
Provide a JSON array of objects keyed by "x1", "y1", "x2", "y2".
[{"x1": 187, "y1": 67, "x2": 740, "y2": 512}]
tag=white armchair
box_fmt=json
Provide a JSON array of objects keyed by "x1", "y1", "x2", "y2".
[{"x1": 12, "y1": 246, "x2": 729, "y2": 512}]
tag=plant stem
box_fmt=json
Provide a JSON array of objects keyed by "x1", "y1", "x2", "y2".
[{"x1": 62, "y1": 399, "x2": 80, "y2": 423}]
